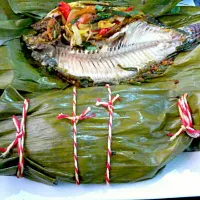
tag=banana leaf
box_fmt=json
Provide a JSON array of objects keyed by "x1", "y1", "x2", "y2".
[
  {"x1": 7, "y1": 0, "x2": 181, "y2": 19},
  {"x1": 158, "y1": 6, "x2": 200, "y2": 28},
  {"x1": 0, "y1": 44, "x2": 200, "y2": 185},
  {"x1": 0, "y1": 39, "x2": 68, "y2": 92},
  {"x1": 0, "y1": 85, "x2": 193, "y2": 185},
  {"x1": 0, "y1": 0, "x2": 21, "y2": 21},
  {"x1": 0, "y1": 0, "x2": 33, "y2": 45}
]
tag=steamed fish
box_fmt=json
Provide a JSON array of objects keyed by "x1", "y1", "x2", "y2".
[{"x1": 24, "y1": 1, "x2": 200, "y2": 87}]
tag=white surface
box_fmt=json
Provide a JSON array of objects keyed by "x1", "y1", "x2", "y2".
[
  {"x1": 1, "y1": 152, "x2": 200, "y2": 200},
  {"x1": 178, "y1": 0, "x2": 195, "y2": 6}
]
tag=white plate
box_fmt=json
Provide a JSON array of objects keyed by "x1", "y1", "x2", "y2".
[{"x1": 1, "y1": 152, "x2": 200, "y2": 200}]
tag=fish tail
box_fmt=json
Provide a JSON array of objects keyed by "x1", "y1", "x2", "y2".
[
  {"x1": 184, "y1": 22, "x2": 200, "y2": 43},
  {"x1": 177, "y1": 22, "x2": 200, "y2": 51}
]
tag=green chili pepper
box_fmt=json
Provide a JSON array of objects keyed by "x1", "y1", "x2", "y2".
[{"x1": 53, "y1": 30, "x2": 57, "y2": 39}]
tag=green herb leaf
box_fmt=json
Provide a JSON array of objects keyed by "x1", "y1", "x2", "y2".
[
  {"x1": 112, "y1": 10, "x2": 131, "y2": 18},
  {"x1": 82, "y1": 41, "x2": 92, "y2": 48},
  {"x1": 86, "y1": 46, "x2": 97, "y2": 51},
  {"x1": 91, "y1": 12, "x2": 113, "y2": 23},
  {"x1": 95, "y1": 5, "x2": 105, "y2": 12},
  {"x1": 128, "y1": 10, "x2": 140, "y2": 15},
  {"x1": 71, "y1": 17, "x2": 79, "y2": 25},
  {"x1": 53, "y1": 30, "x2": 57, "y2": 39}
]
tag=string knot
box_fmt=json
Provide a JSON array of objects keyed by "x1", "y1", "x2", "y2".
[
  {"x1": 96, "y1": 94, "x2": 120, "y2": 112},
  {"x1": 107, "y1": 102, "x2": 114, "y2": 112},
  {"x1": 169, "y1": 94, "x2": 200, "y2": 141},
  {"x1": 57, "y1": 107, "x2": 95, "y2": 124},
  {"x1": 0, "y1": 99, "x2": 29, "y2": 178}
]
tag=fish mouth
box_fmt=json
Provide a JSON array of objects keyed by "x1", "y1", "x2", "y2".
[{"x1": 23, "y1": 1, "x2": 186, "y2": 87}]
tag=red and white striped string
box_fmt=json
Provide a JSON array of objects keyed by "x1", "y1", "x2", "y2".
[
  {"x1": 0, "y1": 99, "x2": 29, "y2": 178},
  {"x1": 96, "y1": 84, "x2": 120, "y2": 185},
  {"x1": 57, "y1": 87, "x2": 95, "y2": 185},
  {"x1": 168, "y1": 93, "x2": 200, "y2": 141}
]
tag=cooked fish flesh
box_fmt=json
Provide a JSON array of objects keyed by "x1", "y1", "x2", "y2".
[{"x1": 56, "y1": 21, "x2": 184, "y2": 84}]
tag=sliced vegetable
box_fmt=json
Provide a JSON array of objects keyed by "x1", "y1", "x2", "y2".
[
  {"x1": 78, "y1": 23, "x2": 91, "y2": 30},
  {"x1": 53, "y1": 30, "x2": 57, "y2": 39},
  {"x1": 71, "y1": 24, "x2": 82, "y2": 45},
  {"x1": 67, "y1": 9, "x2": 78, "y2": 24},
  {"x1": 67, "y1": 6, "x2": 96, "y2": 23},
  {"x1": 63, "y1": 33, "x2": 70, "y2": 42},
  {"x1": 115, "y1": 16, "x2": 125, "y2": 22},
  {"x1": 128, "y1": 10, "x2": 140, "y2": 15},
  {"x1": 42, "y1": 2, "x2": 144, "y2": 47},
  {"x1": 91, "y1": 12, "x2": 113, "y2": 23},
  {"x1": 79, "y1": 29, "x2": 89, "y2": 36},
  {"x1": 99, "y1": 28, "x2": 110, "y2": 35},
  {"x1": 46, "y1": 8, "x2": 60, "y2": 18},
  {"x1": 112, "y1": 10, "x2": 132, "y2": 18},
  {"x1": 45, "y1": 18, "x2": 61, "y2": 41},
  {"x1": 77, "y1": 13, "x2": 94, "y2": 24},
  {"x1": 71, "y1": 17, "x2": 79, "y2": 24},
  {"x1": 86, "y1": 45, "x2": 97, "y2": 51},
  {"x1": 98, "y1": 20, "x2": 115, "y2": 29},
  {"x1": 125, "y1": 6, "x2": 134, "y2": 12},
  {"x1": 58, "y1": 2, "x2": 71, "y2": 21},
  {"x1": 82, "y1": 41, "x2": 97, "y2": 51},
  {"x1": 64, "y1": 24, "x2": 73, "y2": 36},
  {"x1": 114, "y1": 20, "x2": 120, "y2": 25}
]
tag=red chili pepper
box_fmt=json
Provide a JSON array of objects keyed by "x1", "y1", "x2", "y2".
[
  {"x1": 91, "y1": 29, "x2": 99, "y2": 33},
  {"x1": 125, "y1": 6, "x2": 134, "y2": 12},
  {"x1": 114, "y1": 20, "x2": 120, "y2": 25},
  {"x1": 99, "y1": 28, "x2": 110, "y2": 35},
  {"x1": 58, "y1": 1, "x2": 71, "y2": 20}
]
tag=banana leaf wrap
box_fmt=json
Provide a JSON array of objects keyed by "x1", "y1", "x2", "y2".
[
  {"x1": 0, "y1": 44, "x2": 200, "y2": 184},
  {"x1": 0, "y1": 0, "x2": 200, "y2": 185},
  {"x1": 0, "y1": 86, "x2": 193, "y2": 185}
]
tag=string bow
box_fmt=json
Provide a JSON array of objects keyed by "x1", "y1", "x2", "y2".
[
  {"x1": 169, "y1": 94, "x2": 200, "y2": 141},
  {"x1": 0, "y1": 99, "x2": 29, "y2": 177}
]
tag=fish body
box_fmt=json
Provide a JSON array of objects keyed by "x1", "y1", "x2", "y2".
[{"x1": 23, "y1": 2, "x2": 200, "y2": 87}]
